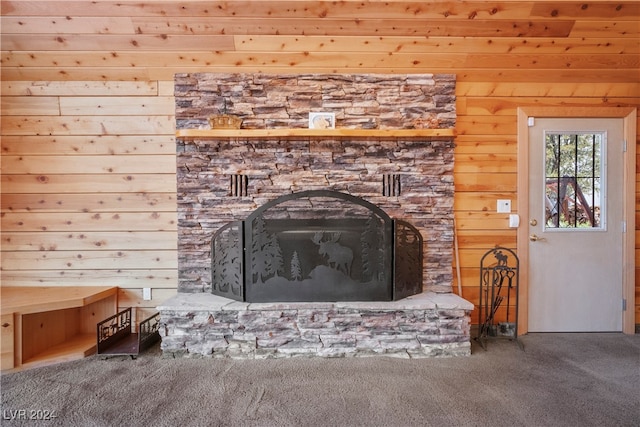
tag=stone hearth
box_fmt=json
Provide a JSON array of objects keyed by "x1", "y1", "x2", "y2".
[{"x1": 159, "y1": 292, "x2": 473, "y2": 358}]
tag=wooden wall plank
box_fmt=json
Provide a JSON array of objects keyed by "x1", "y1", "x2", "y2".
[
  {"x1": 455, "y1": 154, "x2": 517, "y2": 173},
  {"x1": 0, "y1": 1, "x2": 540, "y2": 20},
  {"x1": 0, "y1": 67, "x2": 153, "y2": 82},
  {"x1": 8, "y1": 51, "x2": 638, "y2": 71},
  {"x1": 457, "y1": 82, "x2": 640, "y2": 97},
  {"x1": 1, "y1": 135, "x2": 176, "y2": 155},
  {"x1": 4, "y1": 67, "x2": 640, "y2": 83},
  {"x1": 1, "y1": 51, "x2": 471, "y2": 68},
  {"x1": 157, "y1": 81, "x2": 174, "y2": 96},
  {"x1": 1, "y1": 174, "x2": 176, "y2": 194},
  {"x1": 454, "y1": 135, "x2": 517, "y2": 154},
  {"x1": 0, "y1": 81, "x2": 158, "y2": 96},
  {"x1": 1, "y1": 34, "x2": 235, "y2": 51},
  {"x1": 0, "y1": 97, "x2": 60, "y2": 115},
  {"x1": 530, "y1": 2, "x2": 640, "y2": 20},
  {"x1": 2, "y1": 155, "x2": 175, "y2": 174},
  {"x1": 1, "y1": 212, "x2": 177, "y2": 232},
  {"x1": 59, "y1": 96, "x2": 174, "y2": 115},
  {"x1": 1, "y1": 193, "x2": 176, "y2": 213},
  {"x1": 569, "y1": 21, "x2": 640, "y2": 38},
  {"x1": 461, "y1": 97, "x2": 640, "y2": 116},
  {"x1": 129, "y1": 17, "x2": 576, "y2": 37},
  {"x1": 1, "y1": 231, "x2": 178, "y2": 251},
  {"x1": 453, "y1": 229, "x2": 516, "y2": 249},
  {"x1": 3, "y1": 34, "x2": 637, "y2": 55},
  {"x1": 0, "y1": 270, "x2": 178, "y2": 288},
  {"x1": 1, "y1": 250, "x2": 177, "y2": 270},
  {"x1": 465, "y1": 54, "x2": 639, "y2": 70},
  {"x1": 0, "y1": 16, "x2": 135, "y2": 34},
  {"x1": 455, "y1": 173, "x2": 517, "y2": 192},
  {"x1": 456, "y1": 116, "x2": 517, "y2": 135},
  {"x1": 1, "y1": 116, "x2": 174, "y2": 135},
  {"x1": 233, "y1": 36, "x2": 640, "y2": 55}
]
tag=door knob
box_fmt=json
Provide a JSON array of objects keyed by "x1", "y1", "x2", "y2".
[
  {"x1": 529, "y1": 219, "x2": 537, "y2": 226},
  {"x1": 529, "y1": 234, "x2": 546, "y2": 242}
]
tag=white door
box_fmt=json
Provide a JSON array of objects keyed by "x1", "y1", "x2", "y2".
[{"x1": 528, "y1": 118, "x2": 624, "y2": 332}]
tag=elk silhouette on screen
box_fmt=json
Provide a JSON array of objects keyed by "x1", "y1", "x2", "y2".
[{"x1": 311, "y1": 231, "x2": 354, "y2": 276}]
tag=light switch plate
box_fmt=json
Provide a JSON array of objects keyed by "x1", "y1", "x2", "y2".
[
  {"x1": 497, "y1": 199, "x2": 511, "y2": 213},
  {"x1": 143, "y1": 287, "x2": 152, "y2": 301}
]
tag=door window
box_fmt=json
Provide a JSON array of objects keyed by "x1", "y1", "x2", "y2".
[{"x1": 544, "y1": 132, "x2": 605, "y2": 230}]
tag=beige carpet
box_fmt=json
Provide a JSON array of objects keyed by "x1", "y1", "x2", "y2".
[{"x1": 1, "y1": 333, "x2": 639, "y2": 427}]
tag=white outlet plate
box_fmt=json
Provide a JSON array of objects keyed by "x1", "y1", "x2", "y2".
[
  {"x1": 509, "y1": 214, "x2": 520, "y2": 228},
  {"x1": 143, "y1": 287, "x2": 152, "y2": 301},
  {"x1": 497, "y1": 199, "x2": 511, "y2": 213}
]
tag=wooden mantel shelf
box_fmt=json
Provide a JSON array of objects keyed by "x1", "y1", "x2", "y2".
[{"x1": 176, "y1": 128, "x2": 455, "y2": 138}]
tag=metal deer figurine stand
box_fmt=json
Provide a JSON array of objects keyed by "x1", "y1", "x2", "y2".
[{"x1": 475, "y1": 247, "x2": 522, "y2": 350}]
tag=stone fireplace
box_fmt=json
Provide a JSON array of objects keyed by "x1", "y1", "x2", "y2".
[{"x1": 159, "y1": 73, "x2": 473, "y2": 358}]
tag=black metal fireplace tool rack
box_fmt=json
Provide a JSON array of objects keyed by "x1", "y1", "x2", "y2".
[{"x1": 475, "y1": 247, "x2": 523, "y2": 350}]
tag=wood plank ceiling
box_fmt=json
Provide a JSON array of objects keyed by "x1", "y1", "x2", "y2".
[{"x1": 1, "y1": 1, "x2": 639, "y2": 82}]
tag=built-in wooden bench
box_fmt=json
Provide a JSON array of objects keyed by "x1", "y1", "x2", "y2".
[{"x1": 1, "y1": 286, "x2": 118, "y2": 371}]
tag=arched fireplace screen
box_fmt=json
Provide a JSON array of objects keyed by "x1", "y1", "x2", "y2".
[{"x1": 211, "y1": 190, "x2": 423, "y2": 302}]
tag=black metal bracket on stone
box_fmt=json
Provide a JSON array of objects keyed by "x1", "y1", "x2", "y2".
[
  {"x1": 211, "y1": 189, "x2": 423, "y2": 303},
  {"x1": 475, "y1": 246, "x2": 523, "y2": 351}
]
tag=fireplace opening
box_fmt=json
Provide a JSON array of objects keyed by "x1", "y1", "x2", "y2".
[{"x1": 211, "y1": 190, "x2": 423, "y2": 302}]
